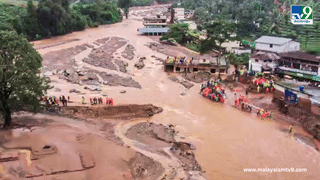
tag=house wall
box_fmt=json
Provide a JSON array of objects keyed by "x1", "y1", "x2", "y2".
[
  {"x1": 255, "y1": 41, "x2": 300, "y2": 53},
  {"x1": 233, "y1": 49, "x2": 251, "y2": 55},
  {"x1": 174, "y1": 8, "x2": 185, "y2": 20},
  {"x1": 288, "y1": 41, "x2": 300, "y2": 51},
  {"x1": 255, "y1": 42, "x2": 282, "y2": 53},
  {"x1": 139, "y1": 27, "x2": 169, "y2": 33},
  {"x1": 173, "y1": 65, "x2": 227, "y2": 74}
]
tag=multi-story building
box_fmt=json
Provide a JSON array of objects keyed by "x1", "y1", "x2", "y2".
[
  {"x1": 249, "y1": 36, "x2": 301, "y2": 73},
  {"x1": 138, "y1": 16, "x2": 169, "y2": 35},
  {"x1": 277, "y1": 51, "x2": 320, "y2": 81},
  {"x1": 164, "y1": 53, "x2": 228, "y2": 74}
]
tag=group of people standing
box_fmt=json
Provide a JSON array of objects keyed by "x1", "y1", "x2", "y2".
[
  {"x1": 89, "y1": 97, "x2": 113, "y2": 106},
  {"x1": 43, "y1": 95, "x2": 69, "y2": 106},
  {"x1": 166, "y1": 56, "x2": 193, "y2": 65}
]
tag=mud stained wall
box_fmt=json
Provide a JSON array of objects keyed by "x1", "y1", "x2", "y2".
[
  {"x1": 273, "y1": 89, "x2": 285, "y2": 100},
  {"x1": 297, "y1": 97, "x2": 311, "y2": 113},
  {"x1": 312, "y1": 104, "x2": 320, "y2": 116},
  {"x1": 273, "y1": 89, "x2": 312, "y2": 113}
]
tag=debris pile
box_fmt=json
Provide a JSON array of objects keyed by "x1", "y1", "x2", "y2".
[
  {"x1": 121, "y1": 44, "x2": 136, "y2": 60},
  {"x1": 135, "y1": 57, "x2": 146, "y2": 69}
]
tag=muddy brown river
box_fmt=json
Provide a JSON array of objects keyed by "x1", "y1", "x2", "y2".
[{"x1": 32, "y1": 10, "x2": 320, "y2": 180}]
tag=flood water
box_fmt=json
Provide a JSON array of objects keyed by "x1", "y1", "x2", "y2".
[{"x1": 33, "y1": 16, "x2": 320, "y2": 180}]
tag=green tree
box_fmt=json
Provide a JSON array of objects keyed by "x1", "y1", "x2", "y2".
[
  {"x1": 118, "y1": 0, "x2": 132, "y2": 19},
  {"x1": 160, "y1": 23, "x2": 190, "y2": 44},
  {"x1": 26, "y1": 0, "x2": 40, "y2": 40},
  {"x1": 201, "y1": 21, "x2": 236, "y2": 78},
  {"x1": 0, "y1": 31, "x2": 49, "y2": 128}
]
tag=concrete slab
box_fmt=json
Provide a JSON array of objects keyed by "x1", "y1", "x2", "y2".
[{"x1": 79, "y1": 151, "x2": 95, "y2": 169}]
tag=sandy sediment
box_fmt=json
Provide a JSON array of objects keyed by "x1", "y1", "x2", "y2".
[{"x1": 33, "y1": 38, "x2": 80, "y2": 50}]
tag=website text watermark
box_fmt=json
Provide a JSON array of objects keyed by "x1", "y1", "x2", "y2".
[{"x1": 243, "y1": 167, "x2": 307, "y2": 173}]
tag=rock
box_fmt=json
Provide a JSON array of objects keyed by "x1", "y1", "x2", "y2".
[
  {"x1": 100, "y1": 72, "x2": 141, "y2": 89},
  {"x1": 65, "y1": 73, "x2": 79, "y2": 84},
  {"x1": 69, "y1": 89, "x2": 81, "y2": 93},
  {"x1": 168, "y1": 76, "x2": 179, "y2": 83},
  {"x1": 54, "y1": 88, "x2": 61, "y2": 92},
  {"x1": 79, "y1": 151, "x2": 95, "y2": 169},
  {"x1": 181, "y1": 92, "x2": 186, "y2": 96},
  {"x1": 135, "y1": 62, "x2": 145, "y2": 69},
  {"x1": 121, "y1": 44, "x2": 136, "y2": 60},
  {"x1": 120, "y1": 90, "x2": 127, "y2": 94},
  {"x1": 180, "y1": 81, "x2": 194, "y2": 89},
  {"x1": 189, "y1": 142, "x2": 196, "y2": 150},
  {"x1": 84, "y1": 85, "x2": 102, "y2": 91}
]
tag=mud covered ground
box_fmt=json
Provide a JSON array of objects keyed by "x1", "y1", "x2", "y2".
[{"x1": 62, "y1": 104, "x2": 163, "y2": 119}]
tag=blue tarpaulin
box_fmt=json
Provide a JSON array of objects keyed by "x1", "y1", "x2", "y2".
[{"x1": 285, "y1": 90, "x2": 298, "y2": 104}]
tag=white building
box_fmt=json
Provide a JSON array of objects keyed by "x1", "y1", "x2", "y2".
[
  {"x1": 173, "y1": 8, "x2": 185, "y2": 20},
  {"x1": 255, "y1": 36, "x2": 300, "y2": 53},
  {"x1": 232, "y1": 48, "x2": 251, "y2": 55},
  {"x1": 249, "y1": 51, "x2": 281, "y2": 72}
]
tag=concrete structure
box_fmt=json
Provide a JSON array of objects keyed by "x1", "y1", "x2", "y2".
[
  {"x1": 180, "y1": 20, "x2": 197, "y2": 30},
  {"x1": 173, "y1": 8, "x2": 185, "y2": 20},
  {"x1": 277, "y1": 51, "x2": 320, "y2": 81},
  {"x1": 255, "y1": 36, "x2": 300, "y2": 53},
  {"x1": 231, "y1": 47, "x2": 251, "y2": 55},
  {"x1": 249, "y1": 51, "x2": 281, "y2": 72},
  {"x1": 138, "y1": 16, "x2": 169, "y2": 35},
  {"x1": 185, "y1": 10, "x2": 194, "y2": 19},
  {"x1": 164, "y1": 56, "x2": 228, "y2": 74}
]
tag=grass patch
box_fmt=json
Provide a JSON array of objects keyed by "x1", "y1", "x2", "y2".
[{"x1": 185, "y1": 42, "x2": 201, "y2": 53}]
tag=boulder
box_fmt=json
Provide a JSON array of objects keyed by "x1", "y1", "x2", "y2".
[
  {"x1": 84, "y1": 85, "x2": 102, "y2": 91},
  {"x1": 69, "y1": 89, "x2": 81, "y2": 93}
]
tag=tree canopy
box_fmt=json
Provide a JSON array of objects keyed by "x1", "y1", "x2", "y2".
[
  {"x1": 199, "y1": 21, "x2": 237, "y2": 54},
  {"x1": 160, "y1": 23, "x2": 190, "y2": 44},
  {"x1": 0, "y1": 0, "x2": 123, "y2": 40},
  {"x1": 0, "y1": 31, "x2": 49, "y2": 127}
]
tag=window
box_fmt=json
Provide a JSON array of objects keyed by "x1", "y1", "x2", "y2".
[
  {"x1": 270, "y1": 44, "x2": 273, "y2": 48},
  {"x1": 210, "y1": 69, "x2": 216, "y2": 73},
  {"x1": 311, "y1": 66, "x2": 318, "y2": 73},
  {"x1": 264, "y1": 60, "x2": 267, "y2": 62},
  {"x1": 193, "y1": 68, "x2": 198, "y2": 72},
  {"x1": 255, "y1": 59, "x2": 259, "y2": 62},
  {"x1": 176, "y1": 67, "x2": 180, "y2": 72},
  {"x1": 269, "y1": 60, "x2": 272, "y2": 62}
]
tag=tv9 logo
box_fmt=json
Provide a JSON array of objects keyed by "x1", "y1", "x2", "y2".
[{"x1": 291, "y1": 6, "x2": 313, "y2": 25}]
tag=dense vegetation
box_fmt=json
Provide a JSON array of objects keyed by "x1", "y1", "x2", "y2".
[
  {"x1": 0, "y1": 0, "x2": 122, "y2": 40},
  {"x1": 174, "y1": 0, "x2": 320, "y2": 54}
]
